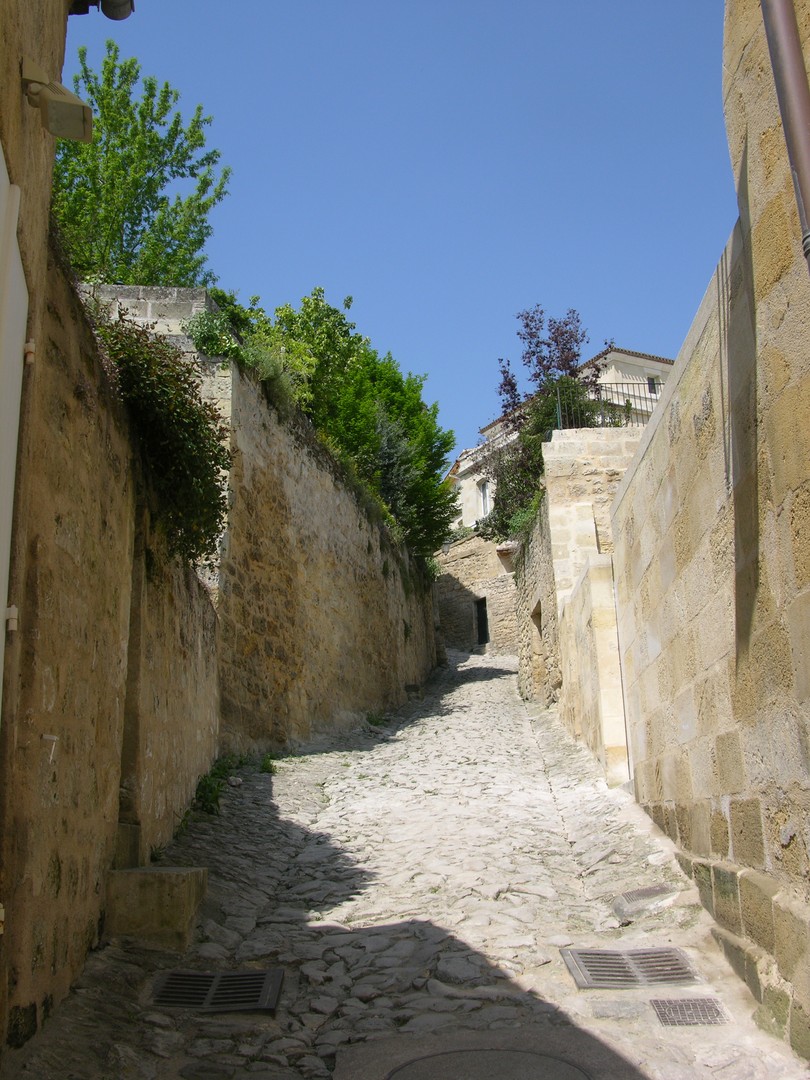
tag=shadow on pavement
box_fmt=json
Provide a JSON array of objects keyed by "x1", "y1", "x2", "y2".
[{"x1": 0, "y1": 740, "x2": 649, "y2": 1080}]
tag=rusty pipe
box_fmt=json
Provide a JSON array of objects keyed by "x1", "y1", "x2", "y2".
[{"x1": 761, "y1": 0, "x2": 810, "y2": 272}]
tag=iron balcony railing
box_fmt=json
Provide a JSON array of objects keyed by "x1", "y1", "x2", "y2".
[{"x1": 549, "y1": 379, "x2": 664, "y2": 437}]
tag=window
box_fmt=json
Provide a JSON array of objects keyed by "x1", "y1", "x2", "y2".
[
  {"x1": 478, "y1": 479, "x2": 490, "y2": 517},
  {"x1": 647, "y1": 376, "x2": 658, "y2": 396}
]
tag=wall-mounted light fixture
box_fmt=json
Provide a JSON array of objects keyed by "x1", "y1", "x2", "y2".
[
  {"x1": 68, "y1": 0, "x2": 134, "y2": 18},
  {"x1": 22, "y1": 58, "x2": 92, "y2": 143}
]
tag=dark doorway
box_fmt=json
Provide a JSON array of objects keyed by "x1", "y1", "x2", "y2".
[{"x1": 475, "y1": 598, "x2": 489, "y2": 646}]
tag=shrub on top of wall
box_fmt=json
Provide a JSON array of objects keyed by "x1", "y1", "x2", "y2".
[
  {"x1": 199, "y1": 287, "x2": 458, "y2": 558},
  {"x1": 91, "y1": 304, "x2": 231, "y2": 566}
]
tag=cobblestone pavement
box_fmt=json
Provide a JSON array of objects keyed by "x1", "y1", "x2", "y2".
[{"x1": 3, "y1": 652, "x2": 807, "y2": 1079}]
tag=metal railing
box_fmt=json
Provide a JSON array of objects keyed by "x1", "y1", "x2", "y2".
[{"x1": 549, "y1": 380, "x2": 664, "y2": 437}]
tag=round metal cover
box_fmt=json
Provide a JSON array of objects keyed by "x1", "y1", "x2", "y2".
[{"x1": 386, "y1": 1049, "x2": 592, "y2": 1079}]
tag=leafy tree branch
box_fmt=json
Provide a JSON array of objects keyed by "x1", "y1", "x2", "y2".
[{"x1": 52, "y1": 40, "x2": 230, "y2": 286}]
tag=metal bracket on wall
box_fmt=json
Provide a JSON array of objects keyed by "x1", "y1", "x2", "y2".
[{"x1": 5, "y1": 605, "x2": 18, "y2": 632}]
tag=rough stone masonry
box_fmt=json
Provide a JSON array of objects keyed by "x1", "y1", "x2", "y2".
[{"x1": 1, "y1": 652, "x2": 805, "y2": 1079}]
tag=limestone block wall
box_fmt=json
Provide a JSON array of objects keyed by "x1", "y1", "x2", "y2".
[
  {"x1": 0, "y1": 256, "x2": 134, "y2": 1050},
  {"x1": 609, "y1": 0, "x2": 810, "y2": 1053},
  {"x1": 611, "y1": 253, "x2": 740, "y2": 834},
  {"x1": 218, "y1": 367, "x2": 437, "y2": 749},
  {"x1": 1, "y1": 7, "x2": 220, "y2": 1052},
  {"x1": 0, "y1": 254, "x2": 220, "y2": 1049},
  {"x1": 543, "y1": 428, "x2": 643, "y2": 614},
  {"x1": 558, "y1": 556, "x2": 629, "y2": 785},
  {"x1": 434, "y1": 534, "x2": 518, "y2": 654},
  {"x1": 511, "y1": 428, "x2": 638, "y2": 779},
  {"x1": 1, "y1": 0, "x2": 71, "y2": 730},
  {"x1": 514, "y1": 495, "x2": 561, "y2": 704}
]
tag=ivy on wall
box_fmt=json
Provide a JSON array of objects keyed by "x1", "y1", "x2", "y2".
[{"x1": 92, "y1": 306, "x2": 230, "y2": 566}]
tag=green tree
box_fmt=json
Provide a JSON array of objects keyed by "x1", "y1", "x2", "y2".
[
  {"x1": 52, "y1": 40, "x2": 230, "y2": 286},
  {"x1": 273, "y1": 289, "x2": 458, "y2": 555}
]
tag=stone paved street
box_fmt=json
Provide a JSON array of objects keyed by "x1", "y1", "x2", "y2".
[{"x1": 2, "y1": 652, "x2": 806, "y2": 1079}]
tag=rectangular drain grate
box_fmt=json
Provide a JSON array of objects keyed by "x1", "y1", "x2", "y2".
[
  {"x1": 560, "y1": 948, "x2": 698, "y2": 989},
  {"x1": 651, "y1": 997, "x2": 729, "y2": 1026},
  {"x1": 152, "y1": 969, "x2": 284, "y2": 1012},
  {"x1": 619, "y1": 884, "x2": 677, "y2": 905}
]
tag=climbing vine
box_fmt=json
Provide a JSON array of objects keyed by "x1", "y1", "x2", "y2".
[{"x1": 93, "y1": 307, "x2": 230, "y2": 566}]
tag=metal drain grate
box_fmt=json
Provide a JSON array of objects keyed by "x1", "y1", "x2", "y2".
[
  {"x1": 618, "y1": 884, "x2": 677, "y2": 905},
  {"x1": 651, "y1": 997, "x2": 729, "y2": 1026},
  {"x1": 560, "y1": 948, "x2": 698, "y2": 989},
  {"x1": 152, "y1": 969, "x2": 284, "y2": 1012}
]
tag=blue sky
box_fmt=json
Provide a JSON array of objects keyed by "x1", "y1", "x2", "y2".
[{"x1": 65, "y1": 3, "x2": 739, "y2": 455}]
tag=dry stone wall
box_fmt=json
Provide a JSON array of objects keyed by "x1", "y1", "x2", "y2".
[
  {"x1": 217, "y1": 367, "x2": 437, "y2": 750},
  {"x1": 434, "y1": 535, "x2": 518, "y2": 655}
]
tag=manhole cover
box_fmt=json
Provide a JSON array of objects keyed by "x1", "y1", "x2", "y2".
[
  {"x1": 560, "y1": 947, "x2": 697, "y2": 988},
  {"x1": 152, "y1": 969, "x2": 283, "y2": 1012},
  {"x1": 651, "y1": 997, "x2": 730, "y2": 1026},
  {"x1": 386, "y1": 1049, "x2": 592, "y2": 1079}
]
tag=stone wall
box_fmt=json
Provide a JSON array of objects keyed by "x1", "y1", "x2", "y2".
[
  {"x1": 543, "y1": 428, "x2": 643, "y2": 613},
  {"x1": 609, "y1": 0, "x2": 810, "y2": 1053},
  {"x1": 218, "y1": 367, "x2": 438, "y2": 749},
  {"x1": 0, "y1": 1, "x2": 69, "y2": 345},
  {"x1": 558, "y1": 557, "x2": 628, "y2": 785},
  {"x1": 434, "y1": 535, "x2": 518, "y2": 655},
  {"x1": 92, "y1": 285, "x2": 232, "y2": 424},
  {"x1": 512, "y1": 428, "x2": 640, "y2": 781},
  {"x1": 514, "y1": 495, "x2": 561, "y2": 704},
  {"x1": 611, "y1": 242, "x2": 743, "y2": 836},
  {"x1": 0, "y1": 255, "x2": 134, "y2": 1050},
  {"x1": 1, "y1": 0, "x2": 71, "y2": 754},
  {"x1": 0, "y1": 250, "x2": 220, "y2": 1049},
  {"x1": 117, "y1": 519, "x2": 219, "y2": 868}
]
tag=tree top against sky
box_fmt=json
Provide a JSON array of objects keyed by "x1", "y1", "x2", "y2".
[{"x1": 53, "y1": 39, "x2": 229, "y2": 287}]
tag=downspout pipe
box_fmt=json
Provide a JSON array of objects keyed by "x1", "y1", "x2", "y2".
[{"x1": 760, "y1": 0, "x2": 810, "y2": 273}]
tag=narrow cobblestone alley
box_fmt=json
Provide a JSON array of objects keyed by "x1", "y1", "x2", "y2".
[{"x1": 3, "y1": 653, "x2": 806, "y2": 1080}]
